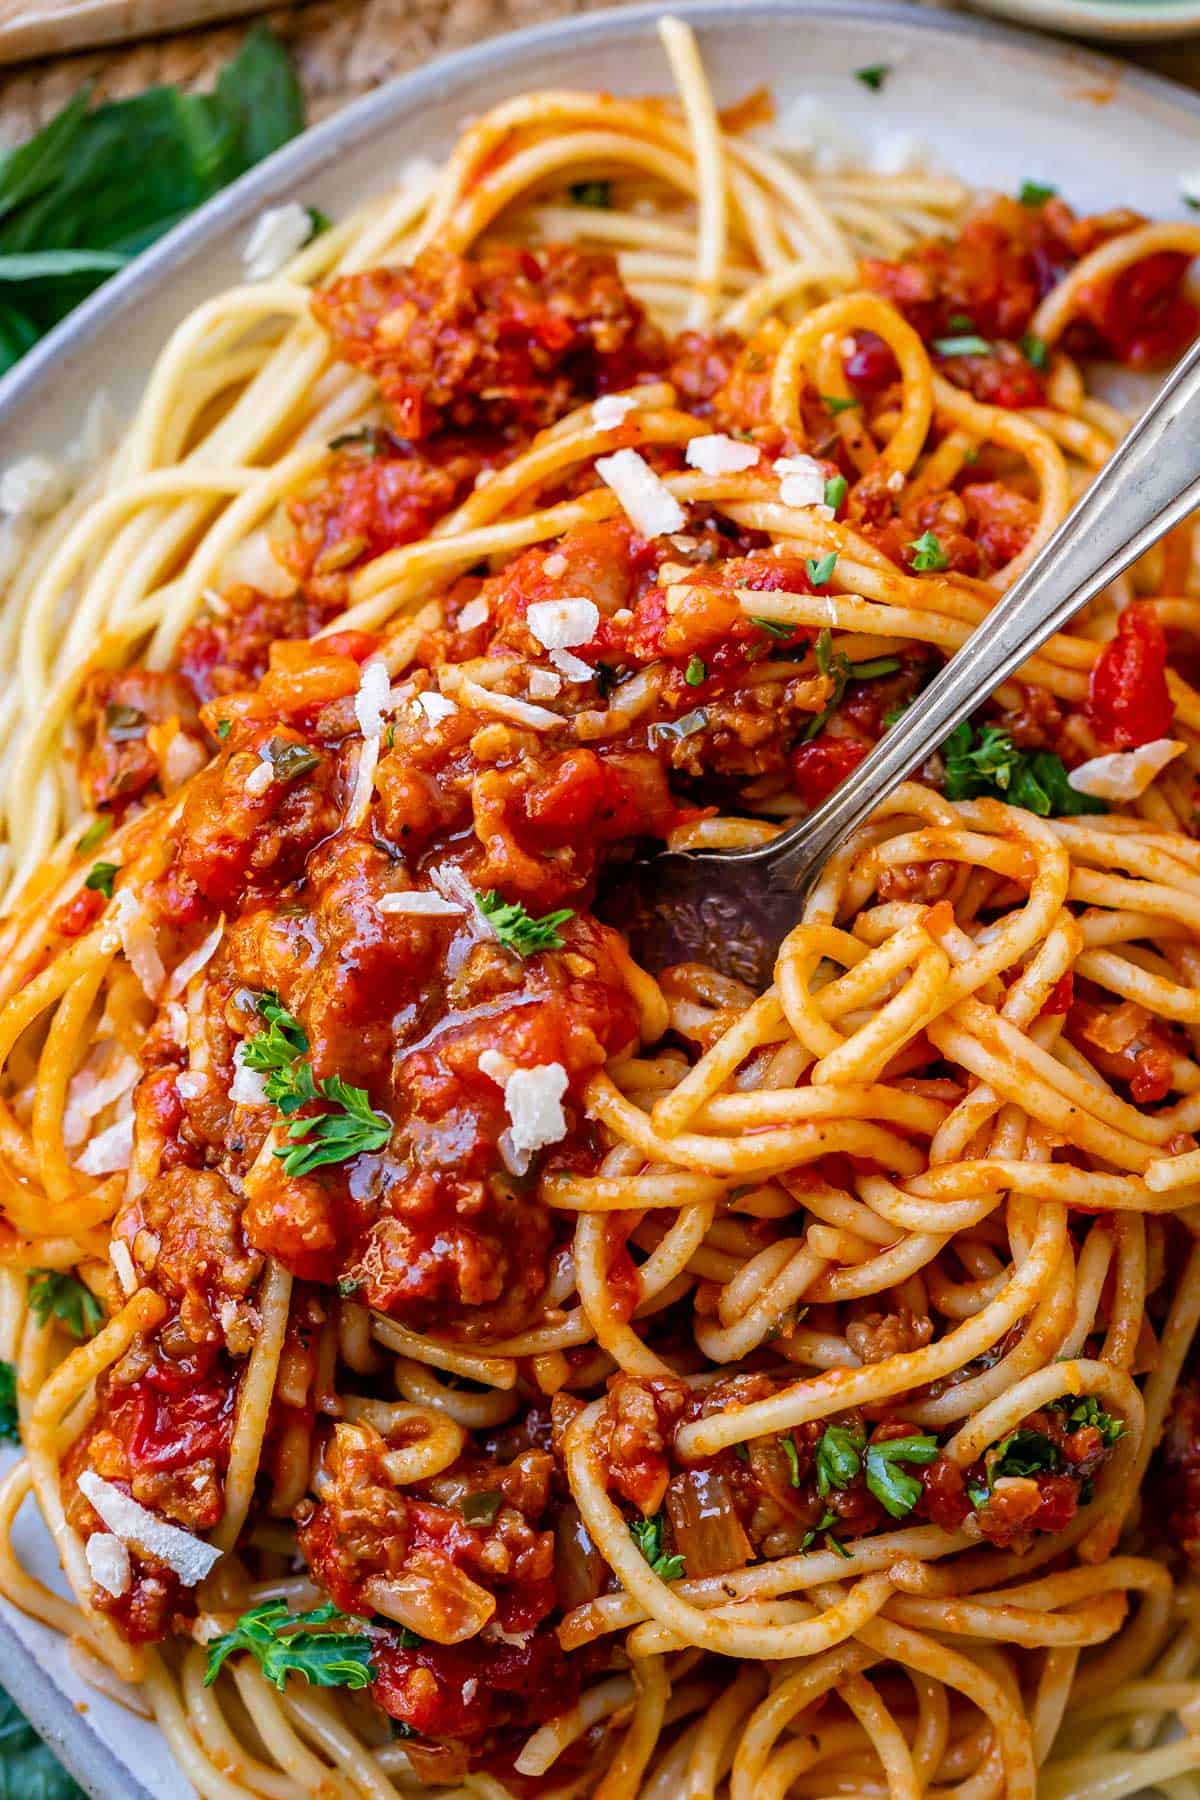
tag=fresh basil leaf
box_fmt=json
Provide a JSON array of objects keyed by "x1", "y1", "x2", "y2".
[
  {"x1": 815, "y1": 1424, "x2": 863, "y2": 1496},
  {"x1": 0, "y1": 1684, "x2": 85, "y2": 1798},
  {"x1": 213, "y1": 22, "x2": 305, "y2": 173},
  {"x1": 0, "y1": 250, "x2": 126, "y2": 281},
  {"x1": 0, "y1": 303, "x2": 39, "y2": 373},
  {"x1": 204, "y1": 1598, "x2": 374, "y2": 1693},
  {"x1": 942, "y1": 721, "x2": 1105, "y2": 818},
  {"x1": 864, "y1": 1433, "x2": 938, "y2": 1519}
]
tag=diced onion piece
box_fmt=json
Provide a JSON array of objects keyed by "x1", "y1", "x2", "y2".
[
  {"x1": 77, "y1": 1472, "x2": 222, "y2": 1586},
  {"x1": 354, "y1": 657, "x2": 391, "y2": 739},
  {"x1": 362, "y1": 1550, "x2": 495, "y2": 1644},
  {"x1": 554, "y1": 1503, "x2": 606, "y2": 1611},
  {"x1": 686, "y1": 434, "x2": 760, "y2": 475},
  {"x1": 167, "y1": 917, "x2": 225, "y2": 996},
  {"x1": 595, "y1": 448, "x2": 686, "y2": 537},
  {"x1": 75, "y1": 1113, "x2": 134, "y2": 1177},
  {"x1": 175, "y1": 1070, "x2": 206, "y2": 1101},
  {"x1": 1067, "y1": 738, "x2": 1185, "y2": 802},
  {"x1": 526, "y1": 597, "x2": 599, "y2": 651},
  {"x1": 85, "y1": 1532, "x2": 131, "y2": 1599},
  {"x1": 663, "y1": 1469, "x2": 753, "y2": 1577}
]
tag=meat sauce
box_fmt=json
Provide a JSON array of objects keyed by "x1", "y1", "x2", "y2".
[{"x1": 64, "y1": 214, "x2": 1193, "y2": 1768}]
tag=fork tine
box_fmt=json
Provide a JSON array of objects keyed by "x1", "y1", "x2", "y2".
[{"x1": 594, "y1": 853, "x2": 801, "y2": 989}]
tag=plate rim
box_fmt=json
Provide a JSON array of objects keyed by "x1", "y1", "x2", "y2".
[{"x1": 1, "y1": 1, "x2": 1199, "y2": 1792}]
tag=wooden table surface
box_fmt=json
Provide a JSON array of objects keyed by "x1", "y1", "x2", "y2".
[{"x1": 2, "y1": 0, "x2": 1200, "y2": 145}]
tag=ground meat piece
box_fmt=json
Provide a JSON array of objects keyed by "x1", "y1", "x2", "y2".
[
  {"x1": 77, "y1": 668, "x2": 206, "y2": 810},
  {"x1": 846, "y1": 1308, "x2": 935, "y2": 1364},
  {"x1": 877, "y1": 861, "x2": 957, "y2": 904},
  {"x1": 592, "y1": 1374, "x2": 690, "y2": 1514},
  {"x1": 177, "y1": 585, "x2": 325, "y2": 703},
  {"x1": 312, "y1": 244, "x2": 664, "y2": 439},
  {"x1": 116, "y1": 1168, "x2": 262, "y2": 1345}
]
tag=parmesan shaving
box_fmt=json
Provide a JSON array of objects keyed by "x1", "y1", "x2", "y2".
[
  {"x1": 686, "y1": 434, "x2": 761, "y2": 475},
  {"x1": 175, "y1": 1070, "x2": 206, "y2": 1102},
  {"x1": 230, "y1": 1044, "x2": 270, "y2": 1109},
  {"x1": 110, "y1": 890, "x2": 165, "y2": 999},
  {"x1": 77, "y1": 1472, "x2": 222, "y2": 1586},
  {"x1": 377, "y1": 891, "x2": 464, "y2": 916},
  {"x1": 167, "y1": 917, "x2": 225, "y2": 996},
  {"x1": 456, "y1": 678, "x2": 562, "y2": 731},
  {"x1": 345, "y1": 732, "x2": 380, "y2": 829},
  {"x1": 63, "y1": 1049, "x2": 139, "y2": 1148},
  {"x1": 354, "y1": 657, "x2": 392, "y2": 740},
  {"x1": 109, "y1": 1240, "x2": 137, "y2": 1298},
  {"x1": 478, "y1": 1054, "x2": 569, "y2": 1169},
  {"x1": 595, "y1": 448, "x2": 686, "y2": 537},
  {"x1": 458, "y1": 597, "x2": 490, "y2": 633},
  {"x1": 85, "y1": 1532, "x2": 132, "y2": 1599},
  {"x1": 526, "y1": 597, "x2": 600, "y2": 651},
  {"x1": 416, "y1": 691, "x2": 457, "y2": 725},
  {"x1": 550, "y1": 649, "x2": 594, "y2": 682},
  {"x1": 774, "y1": 455, "x2": 825, "y2": 509},
  {"x1": 591, "y1": 394, "x2": 638, "y2": 431},
  {"x1": 1066, "y1": 738, "x2": 1186, "y2": 802},
  {"x1": 75, "y1": 1114, "x2": 134, "y2": 1176},
  {"x1": 528, "y1": 669, "x2": 562, "y2": 700},
  {"x1": 242, "y1": 202, "x2": 315, "y2": 279}
]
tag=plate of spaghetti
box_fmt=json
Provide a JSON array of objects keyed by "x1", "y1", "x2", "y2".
[{"x1": 7, "y1": 3, "x2": 1200, "y2": 1796}]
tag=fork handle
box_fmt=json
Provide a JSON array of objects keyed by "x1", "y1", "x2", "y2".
[{"x1": 758, "y1": 334, "x2": 1200, "y2": 896}]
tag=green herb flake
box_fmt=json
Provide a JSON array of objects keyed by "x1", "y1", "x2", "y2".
[
  {"x1": 749, "y1": 616, "x2": 798, "y2": 639},
  {"x1": 28, "y1": 1270, "x2": 103, "y2": 1340},
  {"x1": 569, "y1": 180, "x2": 612, "y2": 208},
  {"x1": 241, "y1": 994, "x2": 315, "y2": 1115},
  {"x1": 908, "y1": 531, "x2": 948, "y2": 573},
  {"x1": 1019, "y1": 179, "x2": 1057, "y2": 206},
  {"x1": 864, "y1": 1433, "x2": 939, "y2": 1518},
  {"x1": 0, "y1": 1361, "x2": 18, "y2": 1444},
  {"x1": 1057, "y1": 1394, "x2": 1125, "y2": 1448},
  {"x1": 684, "y1": 654, "x2": 706, "y2": 687},
  {"x1": 264, "y1": 737, "x2": 321, "y2": 782},
  {"x1": 629, "y1": 1513, "x2": 685, "y2": 1582},
  {"x1": 648, "y1": 707, "x2": 708, "y2": 747},
  {"x1": 855, "y1": 63, "x2": 891, "y2": 91},
  {"x1": 461, "y1": 1490, "x2": 503, "y2": 1526},
  {"x1": 781, "y1": 1434, "x2": 802, "y2": 1487},
  {"x1": 942, "y1": 721, "x2": 1106, "y2": 818},
  {"x1": 75, "y1": 816, "x2": 111, "y2": 854},
  {"x1": 825, "y1": 1530, "x2": 854, "y2": 1559},
  {"x1": 274, "y1": 1074, "x2": 392, "y2": 1179},
  {"x1": 815, "y1": 1424, "x2": 864, "y2": 1497},
  {"x1": 933, "y1": 334, "x2": 991, "y2": 358},
  {"x1": 821, "y1": 393, "x2": 860, "y2": 416},
  {"x1": 329, "y1": 425, "x2": 386, "y2": 457},
  {"x1": 806, "y1": 552, "x2": 838, "y2": 589},
  {"x1": 823, "y1": 474, "x2": 848, "y2": 512},
  {"x1": 987, "y1": 1428, "x2": 1061, "y2": 1484},
  {"x1": 204, "y1": 1599, "x2": 375, "y2": 1693},
  {"x1": 103, "y1": 702, "x2": 145, "y2": 742},
  {"x1": 305, "y1": 205, "x2": 331, "y2": 238},
  {"x1": 477, "y1": 890, "x2": 574, "y2": 957},
  {"x1": 215, "y1": 718, "x2": 232, "y2": 741},
  {"x1": 84, "y1": 860, "x2": 118, "y2": 899},
  {"x1": 1020, "y1": 332, "x2": 1049, "y2": 370}
]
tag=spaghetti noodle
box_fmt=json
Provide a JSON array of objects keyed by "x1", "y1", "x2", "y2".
[{"x1": 2, "y1": 15, "x2": 1200, "y2": 1795}]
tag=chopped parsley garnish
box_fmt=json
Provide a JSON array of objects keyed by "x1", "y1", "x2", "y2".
[
  {"x1": 685, "y1": 654, "x2": 706, "y2": 687},
  {"x1": 84, "y1": 861, "x2": 118, "y2": 898},
  {"x1": 800, "y1": 1506, "x2": 837, "y2": 1548},
  {"x1": 1056, "y1": 1394, "x2": 1125, "y2": 1447},
  {"x1": 215, "y1": 718, "x2": 232, "y2": 741},
  {"x1": 749, "y1": 616, "x2": 799, "y2": 639},
  {"x1": 806, "y1": 552, "x2": 838, "y2": 588},
  {"x1": 329, "y1": 425, "x2": 387, "y2": 456},
  {"x1": 103, "y1": 702, "x2": 145, "y2": 741},
  {"x1": 1018, "y1": 178, "x2": 1057, "y2": 206},
  {"x1": 306, "y1": 205, "x2": 331, "y2": 238},
  {"x1": 942, "y1": 721, "x2": 1105, "y2": 818},
  {"x1": 933, "y1": 334, "x2": 991, "y2": 358},
  {"x1": 262, "y1": 737, "x2": 321, "y2": 781},
  {"x1": 946, "y1": 312, "x2": 975, "y2": 332},
  {"x1": 804, "y1": 631, "x2": 900, "y2": 742},
  {"x1": 1021, "y1": 331, "x2": 1049, "y2": 370},
  {"x1": 988, "y1": 1428, "x2": 1061, "y2": 1482},
  {"x1": 815, "y1": 1424, "x2": 864, "y2": 1496},
  {"x1": 781, "y1": 1434, "x2": 802, "y2": 1487},
  {"x1": 204, "y1": 1599, "x2": 375, "y2": 1692},
  {"x1": 823, "y1": 474, "x2": 848, "y2": 512},
  {"x1": 821, "y1": 393, "x2": 860, "y2": 416},
  {"x1": 569, "y1": 179, "x2": 612, "y2": 208},
  {"x1": 855, "y1": 63, "x2": 891, "y2": 90},
  {"x1": 648, "y1": 707, "x2": 707, "y2": 747},
  {"x1": 461, "y1": 1490, "x2": 503, "y2": 1526},
  {"x1": 908, "y1": 531, "x2": 948, "y2": 572},
  {"x1": 0, "y1": 1361, "x2": 18, "y2": 1443},
  {"x1": 824, "y1": 1529, "x2": 853, "y2": 1558},
  {"x1": 274, "y1": 1074, "x2": 391, "y2": 1178},
  {"x1": 28, "y1": 1271, "x2": 103, "y2": 1340},
  {"x1": 242, "y1": 993, "x2": 314, "y2": 1114},
  {"x1": 864, "y1": 1434, "x2": 938, "y2": 1518},
  {"x1": 629, "y1": 1513, "x2": 685, "y2": 1581},
  {"x1": 75, "y1": 816, "x2": 111, "y2": 855},
  {"x1": 477, "y1": 890, "x2": 573, "y2": 957}
]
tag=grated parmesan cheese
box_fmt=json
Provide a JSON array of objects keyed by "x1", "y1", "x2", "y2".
[
  {"x1": 686, "y1": 435, "x2": 760, "y2": 476},
  {"x1": 456, "y1": 677, "x2": 562, "y2": 731},
  {"x1": 595, "y1": 448, "x2": 686, "y2": 538},
  {"x1": 345, "y1": 733, "x2": 380, "y2": 829},
  {"x1": 872, "y1": 131, "x2": 929, "y2": 176},
  {"x1": 77, "y1": 1472, "x2": 222, "y2": 1586},
  {"x1": 0, "y1": 454, "x2": 68, "y2": 519},
  {"x1": 1067, "y1": 738, "x2": 1186, "y2": 802},
  {"x1": 377, "y1": 890, "x2": 463, "y2": 917},
  {"x1": 542, "y1": 552, "x2": 568, "y2": 579},
  {"x1": 458, "y1": 597, "x2": 490, "y2": 633},
  {"x1": 167, "y1": 917, "x2": 225, "y2": 996},
  {"x1": 63, "y1": 1049, "x2": 139, "y2": 1149},
  {"x1": 774, "y1": 455, "x2": 826, "y2": 510},
  {"x1": 526, "y1": 596, "x2": 600, "y2": 651},
  {"x1": 230, "y1": 1044, "x2": 270, "y2": 1109},
  {"x1": 551, "y1": 649, "x2": 593, "y2": 683},
  {"x1": 85, "y1": 1532, "x2": 131, "y2": 1599},
  {"x1": 528, "y1": 669, "x2": 562, "y2": 700},
  {"x1": 417, "y1": 691, "x2": 457, "y2": 725},
  {"x1": 110, "y1": 890, "x2": 165, "y2": 999},
  {"x1": 478, "y1": 1053, "x2": 569, "y2": 1165},
  {"x1": 242, "y1": 202, "x2": 316, "y2": 280},
  {"x1": 354, "y1": 657, "x2": 391, "y2": 740},
  {"x1": 109, "y1": 1240, "x2": 137, "y2": 1298},
  {"x1": 75, "y1": 1114, "x2": 134, "y2": 1177},
  {"x1": 244, "y1": 759, "x2": 275, "y2": 798},
  {"x1": 175, "y1": 1070, "x2": 206, "y2": 1102},
  {"x1": 592, "y1": 394, "x2": 638, "y2": 431},
  {"x1": 429, "y1": 863, "x2": 494, "y2": 938}
]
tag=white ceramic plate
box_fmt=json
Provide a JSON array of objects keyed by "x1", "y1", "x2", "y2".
[
  {"x1": 3, "y1": 4, "x2": 1200, "y2": 1793},
  {"x1": 966, "y1": 0, "x2": 1200, "y2": 45}
]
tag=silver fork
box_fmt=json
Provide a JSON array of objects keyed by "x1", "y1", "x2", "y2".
[{"x1": 597, "y1": 336, "x2": 1200, "y2": 987}]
